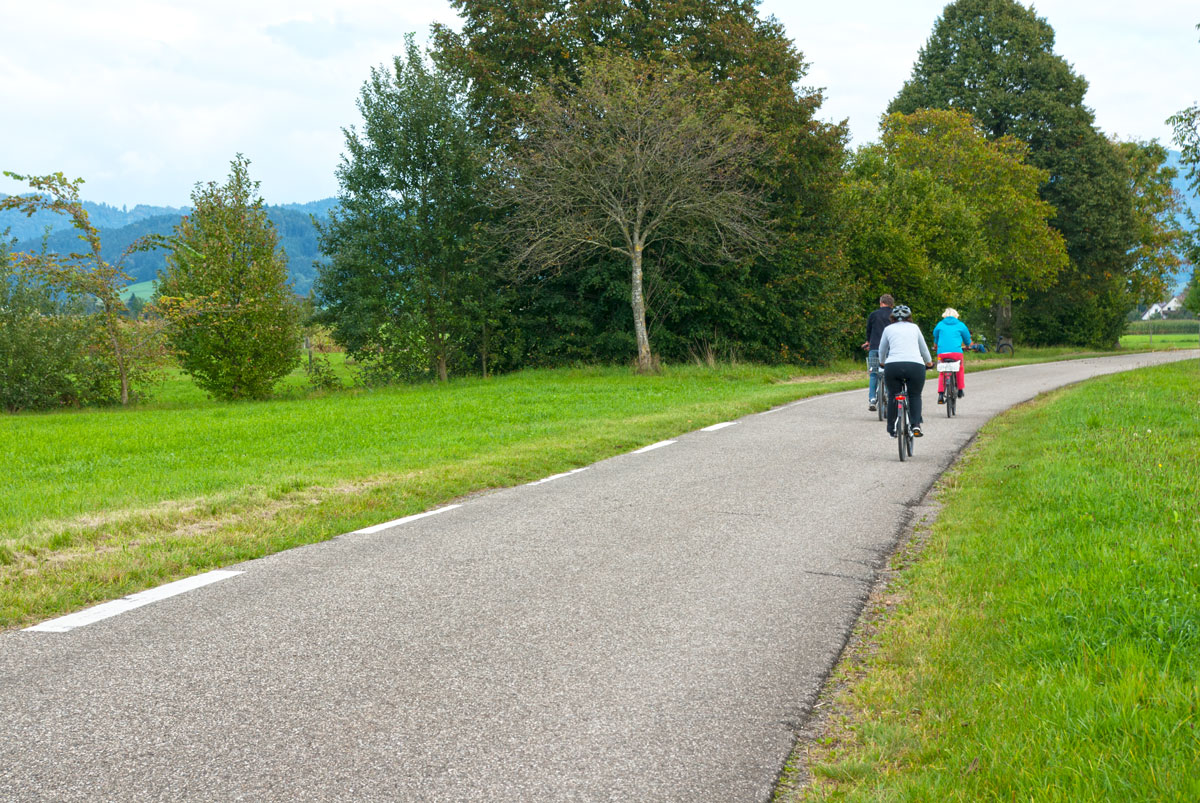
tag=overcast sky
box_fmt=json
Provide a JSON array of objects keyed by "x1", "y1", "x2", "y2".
[{"x1": 2, "y1": 1, "x2": 1197, "y2": 208}]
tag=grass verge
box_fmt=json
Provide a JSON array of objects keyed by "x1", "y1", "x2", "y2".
[
  {"x1": 4, "y1": 347, "x2": 1189, "y2": 631},
  {"x1": 777, "y1": 359, "x2": 1200, "y2": 802},
  {"x1": 3, "y1": 363, "x2": 869, "y2": 630}
]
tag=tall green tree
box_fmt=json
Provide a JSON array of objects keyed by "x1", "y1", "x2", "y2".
[
  {"x1": 882, "y1": 110, "x2": 1067, "y2": 330},
  {"x1": 317, "y1": 36, "x2": 497, "y2": 383},
  {"x1": 156, "y1": 156, "x2": 300, "y2": 401},
  {"x1": 433, "y1": 0, "x2": 853, "y2": 365},
  {"x1": 839, "y1": 145, "x2": 979, "y2": 331},
  {"x1": 839, "y1": 110, "x2": 1066, "y2": 337},
  {"x1": 1113, "y1": 139, "x2": 1186, "y2": 307},
  {"x1": 890, "y1": 0, "x2": 1140, "y2": 347}
]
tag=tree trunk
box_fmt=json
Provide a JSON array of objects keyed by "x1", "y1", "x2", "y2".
[
  {"x1": 630, "y1": 244, "x2": 653, "y2": 373},
  {"x1": 993, "y1": 297, "x2": 1013, "y2": 342},
  {"x1": 481, "y1": 320, "x2": 489, "y2": 379},
  {"x1": 109, "y1": 320, "x2": 130, "y2": 405},
  {"x1": 437, "y1": 351, "x2": 448, "y2": 383}
]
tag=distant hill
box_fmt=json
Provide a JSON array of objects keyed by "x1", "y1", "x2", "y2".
[
  {"x1": 3, "y1": 197, "x2": 338, "y2": 296},
  {"x1": 0, "y1": 195, "x2": 189, "y2": 242}
]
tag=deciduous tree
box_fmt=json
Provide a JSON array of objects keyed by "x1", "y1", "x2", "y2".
[
  {"x1": 504, "y1": 53, "x2": 771, "y2": 372},
  {"x1": 1, "y1": 172, "x2": 163, "y2": 405},
  {"x1": 316, "y1": 36, "x2": 496, "y2": 383},
  {"x1": 434, "y1": 0, "x2": 853, "y2": 365},
  {"x1": 1113, "y1": 139, "x2": 1186, "y2": 307},
  {"x1": 881, "y1": 110, "x2": 1067, "y2": 332},
  {"x1": 890, "y1": 0, "x2": 1140, "y2": 347},
  {"x1": 1168, "y1": 23, "x2": 1200, "y2": 295},
  {"x1": 156, "y1": 156, "x2": 300, "y2": 401}
]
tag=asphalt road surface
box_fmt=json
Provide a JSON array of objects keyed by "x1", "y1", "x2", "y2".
[{"x1": 2, "y1": 351, "x2": 1195, "y2": 802}]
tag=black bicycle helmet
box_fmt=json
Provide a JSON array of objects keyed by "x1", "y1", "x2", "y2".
[{"x1": 890, "y1": 304, "x2": 912, "y2": 320}]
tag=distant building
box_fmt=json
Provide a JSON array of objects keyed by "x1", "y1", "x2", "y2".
[{"x1": 1141, "y1": 295, "x2": 1185, "y2": 320}]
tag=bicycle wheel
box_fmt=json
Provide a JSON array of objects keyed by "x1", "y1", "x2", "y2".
[
  {"x1": 998, "y1": 343, "x2": 1014, "y2": 355},
  {"x1": 946, "y1": 373, "x2": 956, "y2": 418},
  {"x1": 897, "y1": 400, "x2": 907, "y2": 462},
  {"x1": 877, "y1": 379, "x2": 887, "y2": 421}
]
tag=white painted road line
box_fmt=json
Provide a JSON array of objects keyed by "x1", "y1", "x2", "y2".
[
  {"x1": 24, "y1": 570, "x2": 244, "y2": 633},
  {"x1": 701, "y1": 422, "x2": 739, "y2": 432},
  {"x1": 632, "y1": 440, "x2": 677, "y2": 454},
  {"x1": 353, "y1": 504, "x2": 463, "y2": 535},
  {"x1": 528, "y1": 468, "x2": 589, "y2": 486}
]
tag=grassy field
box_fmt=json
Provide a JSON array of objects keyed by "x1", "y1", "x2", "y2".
[
  {"x1": 2, "y1": 361, "x2": 872, "y2": 630},
  {"x1": 780, "y1": 359, "x2": 1200, "y2": 801},
  {"x1": 3, "y1": 342, "x2": 1191, "y2": 631},
  {"x1": 119, "y1": 279, "x2": 157, "y2": 302},
  {"x1": 1118, "y1": 332, "x2": 1199, "y2": 349}
]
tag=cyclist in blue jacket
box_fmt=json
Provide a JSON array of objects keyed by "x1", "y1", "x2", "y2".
[{"x1": 932, "y1": 308, "x2": 972, "y2": 405}]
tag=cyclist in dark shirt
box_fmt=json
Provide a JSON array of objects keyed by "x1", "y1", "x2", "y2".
[{"x1": 862, "y1": 294, "x2": 894, "y2": 411}]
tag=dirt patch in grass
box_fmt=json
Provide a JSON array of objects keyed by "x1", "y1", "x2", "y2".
[
  {"x1": 4, "y1": 474, "x2": 400, "y2": 584},
  {"x1": 782, "y1": 371, "x2": 861, "y2": 385}
]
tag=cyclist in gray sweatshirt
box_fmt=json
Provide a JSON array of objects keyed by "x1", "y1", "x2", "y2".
[{"x1": 878, "y1": 304, "x2": 933, "y2": 438}]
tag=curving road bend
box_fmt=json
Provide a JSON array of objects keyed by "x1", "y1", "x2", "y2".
[{"x1": 1, "y1": 351, "x2": 1195, "y2": 802}]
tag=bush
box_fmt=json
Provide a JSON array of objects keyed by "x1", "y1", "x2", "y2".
[
  {"x1": 0, "y1": 247, "x2": 122, "y2": 412},
  {"x1": 158, "y1": 156, "x2": 301, "y2": 401}
]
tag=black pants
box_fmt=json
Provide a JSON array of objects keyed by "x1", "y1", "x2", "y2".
[{"x1": 884, "y1": 362, "x2": 925, "y2": 434}]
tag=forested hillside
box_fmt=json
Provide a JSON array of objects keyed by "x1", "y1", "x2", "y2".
[{"x1": 2, "y1": 198, "x2": 335, "y2": 295}]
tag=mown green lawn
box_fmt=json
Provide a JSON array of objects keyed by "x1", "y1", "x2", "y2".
[
  {"x1": 2, "y1": 361, "x2": 868, "y2": 629},
  {"x1": 781, "y1": 359, "x2": 1200, "y2": 801},
  {"x1": 2, "y1": 344, "x2": 1188, "y2": 631},
  {"x1": 1119, "y1": 332, "x2": 1199, "y2": 349}
]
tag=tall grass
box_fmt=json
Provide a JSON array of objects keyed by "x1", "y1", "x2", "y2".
[
  {"x1": 1125, "y1": 318, "x2": 1198, "y2": 335},
  {"x1": 784, "y1": 360, "x2": 1200, "y2": 801}
]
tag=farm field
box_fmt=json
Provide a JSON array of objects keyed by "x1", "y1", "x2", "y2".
[
  {"x1": 1119, "y1": 332, "x2": 1199, "y2": 349},
  {"x1": 781, "y1": 359, "x2": 1200, "y2": 801}
]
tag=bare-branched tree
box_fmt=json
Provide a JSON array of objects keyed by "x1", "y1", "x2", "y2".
[{"x1": 504, "y1": 53, "x2": 772, "y2": 372}]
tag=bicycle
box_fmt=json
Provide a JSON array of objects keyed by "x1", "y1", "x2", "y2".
[
  {"x1": 892, "y1": 376, "x2": 914, "y2": 461},
  {"x1": 873, "y1": 364, "x2": 889, "y2": 422},
  {"x1": 938, "y1": 357, "x2": 960, "y2": 418},
  {"x1": 996, "y1": 336, "x2": 1014, "y2": 355}
]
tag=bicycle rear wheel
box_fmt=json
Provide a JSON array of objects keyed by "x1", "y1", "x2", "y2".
[
  {"x1": 946, "y1": 373, "x2": 956, "y2": 417},
  {"x1": 897, "y1": 400, "x2": 908, "y2": 462}
]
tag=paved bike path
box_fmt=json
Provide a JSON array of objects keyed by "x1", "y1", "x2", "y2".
[{"x1": 1, "y1": 351, "x2": 1194, "y2": 801}]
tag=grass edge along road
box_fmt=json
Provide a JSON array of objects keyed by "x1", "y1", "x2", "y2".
[
  {"x1": 3, "y1": 363, "x2": 865, "y2": 631},
  {"x1": 775, "y1": 359, "x2": 1200, "y2": 802},
  {"x1": 1, "y1": 346, "x2": 1188, "y2": 631}
]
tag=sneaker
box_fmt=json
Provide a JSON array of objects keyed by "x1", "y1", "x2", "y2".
[
  {"x1": 957, "y1": 389, "x2": 964, "y2": 398},
  {"x1": 913, "y1": 427, "x2": 923, "y2": 437},
  {"x1": 889, "y1": 432, "x2": 897, "y2": 438},
  {"x1": 937, "y1": 392, "x2": 945, "y2": 405},
  {"x1": 869, "y1": 403, "x2": 877, "y2": 411}
]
